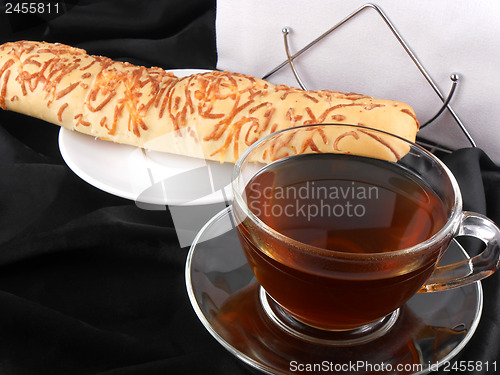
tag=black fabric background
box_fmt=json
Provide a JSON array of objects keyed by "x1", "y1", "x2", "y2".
[{"x1": 0, "y1": 1, "x2": 498, "y2": 374}]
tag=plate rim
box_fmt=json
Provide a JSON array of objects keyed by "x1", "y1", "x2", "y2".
[{"x1": 58, "y1": 68, "x2": 235, "y2": 206}]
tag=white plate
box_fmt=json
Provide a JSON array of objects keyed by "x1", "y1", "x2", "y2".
[{"x1": 58, "y1": 69, "x2": 234, "y2": 206}]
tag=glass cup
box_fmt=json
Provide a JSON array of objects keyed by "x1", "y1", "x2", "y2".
[{"x1": 231, "y1": 123, "x2": 500, "y2": 345}]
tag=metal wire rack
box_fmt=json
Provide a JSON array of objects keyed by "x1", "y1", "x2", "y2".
[{"x1": 262, "y1": 2, "x2": 476, "y2": 153}]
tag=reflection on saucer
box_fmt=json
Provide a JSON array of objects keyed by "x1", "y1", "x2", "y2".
[
  {"x1": 215, "y1": 282, "x2": 466, "y2": 374},
  {"x1": 186, "y1": 207, "x2": 482, "y2": 375}
]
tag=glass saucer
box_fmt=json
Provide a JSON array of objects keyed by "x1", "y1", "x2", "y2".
[{"x1": 186, "y1": 207, "x2": 483, "y2": 375}]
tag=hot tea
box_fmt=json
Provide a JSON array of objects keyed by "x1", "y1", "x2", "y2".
[{"x1": 237, "y1": 153, "x2": 448, "y2": 330}]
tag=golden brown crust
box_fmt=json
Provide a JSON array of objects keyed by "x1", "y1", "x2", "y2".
[{"x1": 0, "y1": 41, "x2": 419, "y2": 163}]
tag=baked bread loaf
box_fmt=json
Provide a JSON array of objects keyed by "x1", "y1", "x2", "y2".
[{"x1": 0, "y1": 41, "x2": 419, "y2": 163}]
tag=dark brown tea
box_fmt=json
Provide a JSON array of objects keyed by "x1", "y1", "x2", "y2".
[{"x1": 236, "y1": 153, "x2": 449, "y2": 330}]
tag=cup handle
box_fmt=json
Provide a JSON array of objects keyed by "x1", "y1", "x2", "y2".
[{"x1": 419, "y1": 211, "x2": 500, "y2": 293}]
